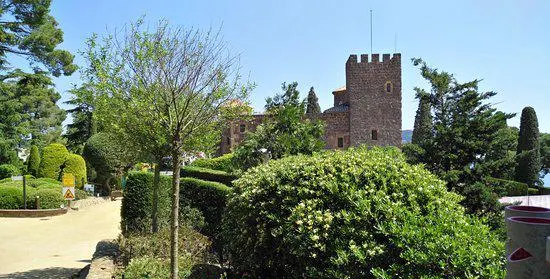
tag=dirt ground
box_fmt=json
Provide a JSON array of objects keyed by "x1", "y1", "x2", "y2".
[{"x1": 0, "y1": 199, "x2": 121, "y2": 278}]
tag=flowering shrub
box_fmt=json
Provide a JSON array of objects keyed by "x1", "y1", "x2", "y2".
[{"x1": 223, "y1": 146, "x2": 505, "y2": 279}]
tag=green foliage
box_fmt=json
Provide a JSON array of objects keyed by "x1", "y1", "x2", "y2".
[
  {"x1": 305, "y1": 87, "x2": 321, "y2": 114},
  {"x1": 234, "y1": 82, "x2": 325, "y2": 170},
  {"x1": 181, "y1": 166, "x2": 237, "y2": 186},
  {"x1": 485, "y1": 177, "x2": 528, "y2": 197},
  {"x1": 541, "y1": 133, "x2": 550, "y2": 178},
  {"x1": 180, "y1": 177, "x2": 232, "y2": 257},
  {"x1": 411, "y1": 92, "x2": 432, "y2": 145},
  {"x1": 64, "y1": 86, "x2": 96, "y2": 153},
  {"x1": 515, "y1": 107, "x2": 541, "y2": 187},
  {"x1": 120, "y1": 227, "x2": 211, "y2": 279},
  {"x1": 223, "y1": 147, "x2": 505, "y2": 279},
  {"x1": 0, "y1": 164, "x2": 20, "y2": 179},
  {"x1": 191, "y1": 153, "x2": 235, "y2": 173},
  {"x1": 408, "y1": 58, "x2": 515, "y2": 222},
  {"x1": 26, "y1": 145, "x2": 40, "y2": 176},
  {"x1": 401, "y1": 143, "x2": 425, "y2": 165},
  {"x1": 83, "y1": 132, "x2": 136, "y2": 194},
  {"x1": 62, "y1": 154, "x2": 87, "y2": 188},
  {"x1": 121, "y1": 172, "x2": 172, "y2": 234},
  {"x1": 37, "y1": 143, "x2": 68, "y2": 180},
  {"x1": 0, "y1": 178, "x2": 64, "y2": 209}
]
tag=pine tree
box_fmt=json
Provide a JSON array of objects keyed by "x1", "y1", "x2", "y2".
[
  {"x1": 411, "y1": 91, "x2": 432, "y2": 146},
  {"x1": 305, "y1": 87, "x2": 321, "y2": 114},
  {"x1": 515, "y1": 107, "x2": 541, "y2": 187},
  {"x1": 26, "y1": 145, "x2": 40, "y2": 176},
  {"x1": 65, "y1": 86, "x2": 96, "y2": 153}
]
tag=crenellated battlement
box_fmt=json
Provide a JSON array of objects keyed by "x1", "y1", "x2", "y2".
[{"x1": 346, "y1": 53, "x2": 401, "y2": 65}]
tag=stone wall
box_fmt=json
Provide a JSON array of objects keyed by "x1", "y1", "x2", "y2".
[
  {"x1": 219, "y1": 115, "x2": 265, "y2": 154},
  {"x1": 333, "y1": 89, "x2": 349, "y2": 106},
  {"x1": 320, "y1": 111, "x2": 350, "y2": 149},
  {"x1": 346, "y1": 53, "x2": 402, "y2": 147}
]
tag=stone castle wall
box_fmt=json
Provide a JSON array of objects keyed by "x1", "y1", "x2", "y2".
[{"x1": 346, "y1": 53, "x2": 402, "y2": 147}]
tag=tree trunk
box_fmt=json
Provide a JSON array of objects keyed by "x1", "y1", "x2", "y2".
[
  {"x1": 170, "y1": 144, "x2": 182, "y2": 279},
  {"x1": 152, "y1": 155, "x2": 162, "y2": 233}
]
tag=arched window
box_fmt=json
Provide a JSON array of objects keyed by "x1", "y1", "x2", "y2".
[{"x1": 385, "y1": 81, "x2": 392, "y2": 93}]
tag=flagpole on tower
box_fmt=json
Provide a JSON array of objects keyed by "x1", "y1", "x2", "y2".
[{"x1": 370, "y1": 10, "x2": 373, "y2": 55}]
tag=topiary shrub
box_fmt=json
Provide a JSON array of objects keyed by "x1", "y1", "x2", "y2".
[
  {"x1": 180, "y1": 166, "x2": 237, "y2": 186},
  {"x1": 62, "y1": 154, "x2": 87, "y2": 188},
  {"x1": 34, "y1": 188, "x2": 64, "y2": 209},
  {"x1": 26, "y1": 145, "x2": 41, "y2": 176},
  {"x1": 0, "y1": 185, "x2": 25, "y2": 209},
  {"x1": 37, "y1": 143, "x2": 69, "y2": 180},
  {"x1": 0, "y1": 164, "x2": 20, "y2": 179},
  {"x1": 0, "y1": 179, "x2": 64, "y2": 209},
  {"x1": 121, "y1": 172, "x2": 172, "y2": 234},
  {"x1": 180, "y1": 177, "x2": 231, "y2": 259},
  {"x1": 223, "y1": 146, "x2": 505, "y2": 279},
  {"x1": 191, "y1": 153, "x2": 235, "y2": 173}
]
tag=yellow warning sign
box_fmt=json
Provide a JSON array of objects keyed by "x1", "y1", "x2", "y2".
[
  {"x1": 62, "y1": 173, "x2": 75, "y2": 187},
  {"x1": 63, "y1": 187, "x2": 75, "y2": 200}
]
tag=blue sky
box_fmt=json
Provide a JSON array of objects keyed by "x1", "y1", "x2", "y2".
[{"x1": 46, "y1": 0, "x2": 549, "y2": 133}]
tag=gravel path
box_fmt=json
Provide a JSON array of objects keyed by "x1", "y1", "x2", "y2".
[{"x1": 0, "y1": 198, "x2": 121, "y2": 278}]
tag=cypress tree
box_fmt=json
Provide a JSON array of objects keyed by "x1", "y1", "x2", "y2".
[
  {"x1": 411, "y1": 91, "x2": 432, "y2": 146},
  {"x1": 515, "y1": 107, "x2": 541, "y2": 187},
  {"x1": 26, "y1": 145, "x2": 40, "y2": 176},
  {"x1": 305, "y1": 87, "x2": 321, "y2": 114}
]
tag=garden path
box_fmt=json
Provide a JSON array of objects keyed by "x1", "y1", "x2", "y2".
[{"x1": 0, "y1": 199, "x2": 121, "y2": 278}]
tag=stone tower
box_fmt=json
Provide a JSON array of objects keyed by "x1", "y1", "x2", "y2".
[{"x1": 346, "y1": 53, "x2": 401, "y2": 147}]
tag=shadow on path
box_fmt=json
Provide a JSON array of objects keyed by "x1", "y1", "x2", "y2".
[{"x1": 0, "y1": 267, "x2": 80, "y2": 279}]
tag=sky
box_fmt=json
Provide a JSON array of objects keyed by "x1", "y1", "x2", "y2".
[{"x1": 43, "y1": 0, "x2": 549, "y2": 133}]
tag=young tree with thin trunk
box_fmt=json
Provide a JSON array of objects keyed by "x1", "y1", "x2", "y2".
[{"x1": 81, "y1": 19, "x2": 250, "y2": 278}]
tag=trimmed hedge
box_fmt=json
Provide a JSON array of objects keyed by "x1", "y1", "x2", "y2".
[
  {"x1": 62, "y1": 154, "x2": 87, "y2": 188},
  {"x1": 0, "y1": 184, "x2": 64, "y2": 209},
  {"x1": 26, "y1": 145, "x2": 40, "y2": 176},
  {"x1": 0, "y1": 164, "x2": 20, "y2": 179},
  {"x1": 38, "y1": 143, "x2": 69, "y2": 180},
  {"x1": 486, "y1": 177, "x2": 529, "y2": 196},
  {"x1": 121, "y1": 172, "x2": 171, "y2": 234},
  {"x1": 191, "y1": 153, "x2": 235, "y2": 173},
  {"x1": 180, "y1": 166, "x2": 237, "y2": 186},
  {"x1": 223, "y1": 147, "x2": 505, "y2": 278}
]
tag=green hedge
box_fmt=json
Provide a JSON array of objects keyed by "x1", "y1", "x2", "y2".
[
  {"x1": 223, "y1": 146, "x2": 505, "y2": 278},
  {"x1": 121, "y1": 172, "x2": 171, "y2": 234},
  {"x1": 26, "y1": 145, "x2": 40, "y2": 177},
  {"x1": 191, "y1": 153, "x2": 235, "y2": 173},
  {"x1": 180, "y1": 166, "x2": 237, "y2": 186},
  {"x1": 486, "y1": 177, "x2": 529, "y2": 196},
  {"x1": 0, "y1": 184, "x2": 64, "y2": 209},
  {"x1": 62, "y1": 154, "x2": 87, "y2": 188},
  {"x1": 38, "y1": 143, "x2": 69, "y2": 180},
  {"x1": 0, "y1": 164, "x2": 19, "y2": 179}
]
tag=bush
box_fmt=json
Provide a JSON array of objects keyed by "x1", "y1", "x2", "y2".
[
  {"x1": 35, "y1": 188, "x2": 64, "y2": 209},
  {"x1": 191, "y1": 153, "x2": 235, "y2": 173},
  {"x1": 0, "y1": 186, "x2": 24, "y2": 209},
  {"x1": 62, "y1": 154, "x2": 87, "y2": 188},
  {"x1": 181, "y1": 166, "x2": 237, "y2": 186},
  {"x1": 38, "y1": 143, "x2": 69, "y2": 180},
  {"x1": 121, "y1": 172, "x2": 171, "y2": 234},
  {"x1": 0, "y1": 164, "x2": 20, "y2": 179},
  {"x1": 119, "y1": 227, "x2": 211, "y2": 279},
  {"x1": 180, "y1": 177, "x2": 231, "y2": 257},
  {"x1": 26, "y1": 145, "x2": 41, "y2": 176},
  {"x1": 223, "y1": 147, "x2": 505, "y2": 279},
  {"x1": 486, "y1": 177, "x2": 528, "y2": 196}
]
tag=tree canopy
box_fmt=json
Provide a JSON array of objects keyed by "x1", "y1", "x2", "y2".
[
  {"x1": 305, "y1": 86, "x2": 321, "y2": 114},
  {"x1": 515, "y1": 107, "x2": 541, "y2": 187}
]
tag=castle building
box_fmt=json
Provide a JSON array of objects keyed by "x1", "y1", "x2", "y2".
[{"x1": 219, "y1": 53, "x2": 402, "y2": 154}]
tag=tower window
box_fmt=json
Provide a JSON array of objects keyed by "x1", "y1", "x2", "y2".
[
  {"x1": 337, "y1": 137, "x2": 344, "y2": 148},
  {"x1": 385, "y1": 81, "x2": 392, "y2": 93},
  {"x1": 371, "y1": 130, "x2": 378, "y2": 140},
  {"x1": 239, "y1": 124, "x2": 246, "y2": 133}
]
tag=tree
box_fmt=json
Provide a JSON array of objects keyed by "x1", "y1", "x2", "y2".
[
  {"x1": 411, "y1": 91, "x2": 432, "y2": 146},
  {"x1": 233, "y1": 82, "x2": 325, "y2": 170},
  {"x1": 515, "y1": 107, "x2": 541, "y2": 188},
  {"x1": 0, "y1": 0, "x2": 76, "y2": 76},
  {"x1": 26, "y1": 145, "x2": 40, "y2": 176},
  {"x1": 409, "y1": 58, "x2": 514, "y2": 221},
  {"x1": 305, "y1": 86, "x2": 321, "y2": 114},
  {"x1": 64, "y1": 85, "x2": 96, "y2": 153},
  {"x1": 80, "y1": 19, "x2": 250, "y2": 278},
  {"x1": 541, "y1": 133, "x2": 550, "y2": 179},
  {"x1": 37, "y1": 143, "x2": 68, "y2": 180},
  {"x1": 82, "y1": 133, "x2": 135, "y2": 195}
]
